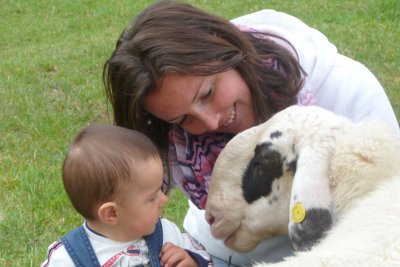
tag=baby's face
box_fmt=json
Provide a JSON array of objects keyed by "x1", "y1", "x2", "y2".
[{"x1": 116, "y1": 157, "x2": 168, "y2": 240}]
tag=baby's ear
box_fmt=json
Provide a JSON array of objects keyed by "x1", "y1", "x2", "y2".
[{"x1": 98, "y1": 202, "x2": 118, "y2": 225}]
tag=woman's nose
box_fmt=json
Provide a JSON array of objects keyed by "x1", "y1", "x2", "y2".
[
  {"x1": 201, "y1": 112, "x2": 220, "y2": 131},
  {"x1": 188, "y1": 112, "x2": 220, "y2": 135}
]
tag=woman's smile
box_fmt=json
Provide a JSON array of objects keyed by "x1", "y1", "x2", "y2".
[{"x1": 222, "y1": 104, "x2": 236, "y2": 127}]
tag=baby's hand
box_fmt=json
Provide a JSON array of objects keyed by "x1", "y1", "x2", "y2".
[{"x1": 159, "y1": 242, "x2": 198, "y2": 267}]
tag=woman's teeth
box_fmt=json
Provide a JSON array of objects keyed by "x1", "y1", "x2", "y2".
[{"x1": 223, "y1": 107, "x2": 236, "y2": 127}]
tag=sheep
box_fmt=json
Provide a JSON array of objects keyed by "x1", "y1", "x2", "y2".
[
  {"x1": 205, "y1": 105, "x2": 400, "y2": 266},
  {"x1": 253, "y1": 176, "x2": 400, "y2": 267}
]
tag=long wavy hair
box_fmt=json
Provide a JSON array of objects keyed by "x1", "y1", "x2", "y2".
[{"x1": 104, "y1": 0, "x2": 305, "y2": 155}]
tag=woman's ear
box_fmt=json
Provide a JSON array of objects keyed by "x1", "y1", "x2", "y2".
[{"x1": 98, "y1": 202, "x2": 119, "y2": 225}]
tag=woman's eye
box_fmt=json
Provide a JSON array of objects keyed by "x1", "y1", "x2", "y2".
[
  {"x1": 177, "y1": 115, "x2": 187, "y2": 126},
  {"x1": 201, "y1": 86, "x2": 213, "y2": 100}
]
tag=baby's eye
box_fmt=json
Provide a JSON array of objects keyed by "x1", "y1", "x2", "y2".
[{"x1": 147, "y1": 194, "x2": 156, "y2": 201}]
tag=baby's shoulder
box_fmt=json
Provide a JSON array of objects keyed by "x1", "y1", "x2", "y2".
[{"x1": 41, "y1": 240, "x2": 75, "y2": 267}]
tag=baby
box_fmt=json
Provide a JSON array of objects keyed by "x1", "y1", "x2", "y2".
[{"x1": 42, "y1": 125, "x2": 213, "y2": 267}]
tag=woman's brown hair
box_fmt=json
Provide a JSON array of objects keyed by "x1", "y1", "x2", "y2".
[{"x1": 103, "y1": 0, "x2": 304, "y2": 154}]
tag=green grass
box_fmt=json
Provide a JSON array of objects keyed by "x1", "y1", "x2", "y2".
[{"x1": 1, "y1": 0, "x2": 399, "y2": 265}]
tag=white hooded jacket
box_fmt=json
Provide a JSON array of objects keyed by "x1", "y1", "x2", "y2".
[{"x1": 184, "y1": 9, "x2": 399, "y2": 267}]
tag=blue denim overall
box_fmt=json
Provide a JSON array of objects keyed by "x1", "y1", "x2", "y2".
[{"x1": 61, "y1": 220, "x2": 163, "y2": 267}]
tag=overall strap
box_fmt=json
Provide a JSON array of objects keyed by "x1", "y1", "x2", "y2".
[
  {"x1": 144, "y1": 219, "x2": 163, "y2": 267},
  {"x1": 61, "y1": 226, "x2": 101, "y2": 267}
]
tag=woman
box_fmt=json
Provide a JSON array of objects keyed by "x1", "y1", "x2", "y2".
[{"x1": 103, "y1": 1, "x2": 399, "y2": 265}]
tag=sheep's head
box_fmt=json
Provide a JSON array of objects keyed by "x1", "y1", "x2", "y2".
[
  {"x1": 205, "y1": 114, "x2": 296, "y2": 252},
  {"x1": 205, "y1": 106, "x2": 354, "y2": 252}
]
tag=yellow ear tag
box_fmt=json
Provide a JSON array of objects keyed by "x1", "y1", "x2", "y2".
[{"x1": 292, "y1": 203, "x2": 306, "y2": 223}]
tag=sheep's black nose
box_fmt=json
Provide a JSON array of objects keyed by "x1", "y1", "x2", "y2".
[{"x1": 205, "y1": 214, "x2": 215, "y2": 225}]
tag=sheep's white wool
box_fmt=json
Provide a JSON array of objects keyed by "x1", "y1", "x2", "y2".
[
  {"x1": 205, "y1": 105, "x2": 400, "y2": 265},
  {"x1": 254, "y1": 176, "x2": 400, "y2": 267}
]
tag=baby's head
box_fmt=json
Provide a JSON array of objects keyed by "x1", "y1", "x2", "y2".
[{"x1": 62, "y1": 125, "x2": 167, "y2": 240}]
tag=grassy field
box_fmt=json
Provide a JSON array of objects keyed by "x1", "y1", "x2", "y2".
[{"x1": 1, "y1": 0, "x2": 399, "y2": 265}]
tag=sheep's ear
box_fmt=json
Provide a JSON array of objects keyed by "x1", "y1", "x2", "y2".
[
  {"x1": 241, "y1": 142, "x2": 283, "y2": 204},
  {"x1": 288, "y1": 146, "x2": 334, "y2": 251}
]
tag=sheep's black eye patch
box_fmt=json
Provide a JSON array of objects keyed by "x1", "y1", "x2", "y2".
[
  {"x1": 286, "y1": 158, "x2": 297, "y2": 172},
  {"x1": 241, "y1": 142, "x2": 283, "y2": 204}
]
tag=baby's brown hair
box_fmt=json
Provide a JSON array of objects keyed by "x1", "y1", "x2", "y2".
[{"x1": 62, "y1": 125, "x2": 160, "y2": 220}]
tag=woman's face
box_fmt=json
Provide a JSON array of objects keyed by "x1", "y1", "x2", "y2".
[{"x1": 144, "y1": 69, "x2": 255, "y2": 135}]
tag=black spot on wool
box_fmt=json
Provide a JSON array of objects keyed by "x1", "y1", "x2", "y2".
[
  {"x1": 241, "y1": 142, "x2": 283, "y2": 204},
  {"x1": 289, "y1": 208, "x2": 333, "y2": 251},
  {"x1": 270, "y1": 130, "x2": 283, "y2": 139}
]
